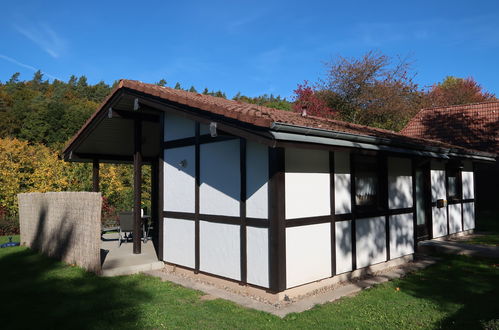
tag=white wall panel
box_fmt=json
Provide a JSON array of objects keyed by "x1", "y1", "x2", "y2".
[
  {"x1": 432, "y1": 207, "x2": 448, "y2": 238},
  {"x1": 388, "y1": 157, "x2": 413, "y2": 209},
  {"x1": 356, "y1": 217, "x2": 386, "y2": 268},
  {"x1": 246, "y1": 142, "x2": 268, "y2": 219},
  {"x1": 462, "y1": 171, "x2": 474, "y2": 199},
  {"x1": 334, "y1": 151, "x2": 351, "y2": 214},
  {"x1": 389, "y1": 213, "x2": 414, "y2": 259},
  {"x1": 285, "y1": 148, "x2": 330, "y2": 219},
  {"x1": 164, "y1": 146, "x2": 195, "y2": 213},
  {"x1": 449, "y1": 203, "x2": 462, "y2": 234},
  {"x1": 431, "y1": 161, "x2": 446, "y2": 201},
  {"x1": 163, "y1": 218, "x2": 195, "y2": 268},
  {"x1": 286, "y1": 223, "x2": 331, "y2": 288},
  {"x1": 246, "y1": 227, "x2": 269, "y2": 288},
  {"x1": 335, "y1": 220, "x2": 352, "y2": 274},
  {"x1": 463, "y1": 202, "x2": 475, "y2": 230},
  {"x1": 164, "y1": 113, "x2": 195, "y2": 141},
  {"x1": 199, "y1": 221, "x2": 240, "y2": 280},
  {"x1": 200, "y1": 140, "x2": 240, "y2": 216},
  {"x1": 199, "y1": 123, "x2": 210, "y2": 135}
]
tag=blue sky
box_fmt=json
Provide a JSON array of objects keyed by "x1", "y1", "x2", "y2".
[{"x1": 1, "y1": 0, "x2": 498, "y2": 98}]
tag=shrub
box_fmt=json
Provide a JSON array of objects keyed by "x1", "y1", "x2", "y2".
[{"x1": 0, "y1": 215, "x2": 20, "y2": 236}]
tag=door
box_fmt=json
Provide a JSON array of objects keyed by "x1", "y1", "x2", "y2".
[{"x1": 415, "y1": 164, "x2": 431, "y2": 240}]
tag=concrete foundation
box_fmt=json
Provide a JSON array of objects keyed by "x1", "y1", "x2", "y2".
[
  {"x1": 159, "y1": 254, "x2": 414, "y2": 303},
  {"x1": 101, "y1": 233, "x2": 163, "y2": 276}
]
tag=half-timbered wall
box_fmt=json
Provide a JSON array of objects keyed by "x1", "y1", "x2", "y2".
[
  {"x1": 162, "y1": 113, "x2": 269, "y2": 288},
  {"x1": 431, "y1": 161, "x2": 448, "y2": 238},
  {"x1": 160, "y1": 112, "x2": 476, "y2": 292}
]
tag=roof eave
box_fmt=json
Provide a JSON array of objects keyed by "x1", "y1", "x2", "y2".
[{"x1": 270, "y1": 122, "x2": 496, "y2": 162}]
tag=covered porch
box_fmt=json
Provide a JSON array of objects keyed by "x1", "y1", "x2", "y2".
[{"x1": 64, "y1": 88, "x2": 164, "y2": 269}]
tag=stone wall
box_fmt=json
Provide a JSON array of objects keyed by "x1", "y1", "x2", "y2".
[{"x1": 18, "y1": 192, "x2": 102, "y2": 273}]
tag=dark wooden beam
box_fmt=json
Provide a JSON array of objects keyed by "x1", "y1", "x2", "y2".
[
  {"x1": 350, "y1": 153, "x2": 357, "y2": 271},
  {"x1": 133, "y1": 119, "x2": 142, "y2": 254},
  {"x1": 268, "y1": 147, "x2": 286, "y2": 293},
  {"x1": 92, "y1": 159, "x2": 100, "y2": 192},
  {"x1": 157, "y1": 113, "x2": 165, "y2": 260},
  {"x1": 111, "y1": 109, "x2": 159, "y2": 122},
  {"x1": 123, "y1": 89, "x2": 275, "y2": 146},
  {"x1": 194, "y1": 122, "x2": 200, "y2": 273},
  {"x1": 330, "y1": 152, "x2": 336, "y2": 276},
  {"x1": 163, "y1": 134, "x2": 237, "y2": 149},
  {"x1": 74, "y1": 153, "x2": 155, "y2": 164},
  {"x1": 240, "y1": 138, "x2": 247, "y2": 284},
  {"x1": 412, "y1": 158, "x2": 418, "y2": 252}
]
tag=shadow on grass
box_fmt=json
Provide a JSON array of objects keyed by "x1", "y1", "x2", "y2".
[
  {"x1": 399, "y1": 254, "x2": 499, "y2": 329},
  {"x1": 0, "y1": 246, "x2": 152, "y2": 329}
]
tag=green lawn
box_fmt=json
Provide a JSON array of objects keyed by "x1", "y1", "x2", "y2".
[
  {"x1": 468, "y1": 211, "x2": 499, "y2": 246},
  {"x1": 1, "y1": 235, "x2": 498, "y2": 329}
]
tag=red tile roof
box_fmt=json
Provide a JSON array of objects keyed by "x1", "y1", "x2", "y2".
[
  {"x1": 118, "y1": 80, "x2": 468, "y2": 150},
  {"x1": 64, "y1": 79, "x2": 494, "y2": 157},
  {"x1": 401, "y1": 102, "x2": 499, "y2": 155}
]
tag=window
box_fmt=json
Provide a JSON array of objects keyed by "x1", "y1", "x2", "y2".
[
  {"x1": 447, "y1": 164, "x2": 462, "y2": 201},
  {"x1": 354, "y1": 155, "x2": 384, "y2": 211}
]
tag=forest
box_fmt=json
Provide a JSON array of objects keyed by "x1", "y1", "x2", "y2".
[{"x1": 0, "y1": 51, "x2": 495, "y2": 234}]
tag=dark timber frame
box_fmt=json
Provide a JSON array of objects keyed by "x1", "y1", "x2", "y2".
[
  {"x1": 133, "y1": 119, "x2": 142, "y2": 254},
  {"x1": 268, "y1": 147, "x2": 286, "y2": 292},
  {"x1": 92, "y1": 159, "x2": 99, "y2": 192}
]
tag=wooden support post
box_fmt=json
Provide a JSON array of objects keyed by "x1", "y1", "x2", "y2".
[
  {"x1": 240, "y1": 138, "x2": 247, "y2": 284},
  {"x1": 133, "y1": 119, "x2": 142, "y2": 254},
  {"x1": 92, "y1": 159, "x2": 100, "y2": 192},
  {"x1": 268, "y1": 147, "x2": 286, "y2": 292}
]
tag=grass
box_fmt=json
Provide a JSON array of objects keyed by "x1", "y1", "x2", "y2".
[
  {"x1": 465, "y1": 211, "x2": 499, "y2": 246},
  {"x1": 1, "y1": 235, "x2": 498, "y2": 329}
]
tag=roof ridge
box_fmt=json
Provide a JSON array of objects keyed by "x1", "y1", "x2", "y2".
[{"x1": 419, "y1": 100, "x2": 499, "y2": 112}]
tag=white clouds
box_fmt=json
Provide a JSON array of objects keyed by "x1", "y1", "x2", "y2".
[
  {"x1": 14, "y1": 23, "x2": 66, "y2": 58},
  {"x1": 0, "y1": 54, "x2": 59, "y2": 80}
]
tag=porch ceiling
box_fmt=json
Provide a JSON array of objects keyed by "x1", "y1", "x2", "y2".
[{"x1": 65, "y1": 93, "x2": 160, "y2": 164}]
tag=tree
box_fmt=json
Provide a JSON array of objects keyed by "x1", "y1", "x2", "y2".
[
  {"x1": 292, "y1": 81, "x2": 337, "y2": 118},
  {"x1": 156, "y1": 79, "x2": 167, "y2": 87},
  {"x1": 425, "y1": 76, "x2": 496, "y2": 107},
  {"x1": 318, "y1": 51, "x2": 423, "y2": 131},
  {"x1": 188, "y1": 86, "x2": 197, "y2": 93},
  {"x1": 7, "y1": 72, "x2": 20, "y2": 84},
  {"x1": 174, "y1": 82, "x2": 182, "y2": 90}
]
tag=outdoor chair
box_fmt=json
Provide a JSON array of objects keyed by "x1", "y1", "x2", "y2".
[{"x1": 118, "y1": 212, "x2": 134, "y2": 246}]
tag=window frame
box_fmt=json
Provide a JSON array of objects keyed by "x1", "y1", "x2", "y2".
[{"x1": 352, "y1": 154, "x2": 387, "y2": 214}]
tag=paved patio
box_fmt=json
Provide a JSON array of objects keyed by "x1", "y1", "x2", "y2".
[
  {"x1": 100, "y1": 233, "x2": 164, "y2": 276},
  {"x1": 418, "y1": 238, "x2": 499, "y2": 258}
]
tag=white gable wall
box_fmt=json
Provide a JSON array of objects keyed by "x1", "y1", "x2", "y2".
[
  {"x1": 199, "y1": 221, "x2": 240, "y2": 280},
  {"x1": 200, "y1": 140, "x2": 240, "y2": 216},
  {"x1": 163, "y1": 217, "x2": 195, "y2": 268},
  {"x1": 356, "y1": 216, "x2": 386, "y2": 268},
  {"x1": 335, "y1": 220, "x2": 353, "y2": 274},
  {"x1": 246, "y1": 227, "x2": 269, "y2": 287},
  {"x1": 285, "y1": 148, "x2": 330, "y2": 219},
  {"x1": 335, "y1": 151, "x2": 351, "y2": 214},
  {"x1": 431, "y1": 161, "x2": 448, "y2": 238},
  {"x1": 388, "y1": 157, "x2": 413, "y2": 209},
  {"x1": 164, "y1": 113, "x2": 195, "y2": 141},
  {"x1": 389, "y1": 213, "x2": 414, "y2": 259},
  {"x1": 246, "y1": 142, "x2": 268, "y2": 219},
  {"x1": 164, "y1": 146, "x2": 195, "y2": 213},
  {"x1": 286, "y1": 223, "x2": 332, "y2": 288}
]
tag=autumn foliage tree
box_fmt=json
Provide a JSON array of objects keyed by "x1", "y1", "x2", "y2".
[
  {"x1": 318, "y1": 51, "x2": 424, "y2": 131},
  {"x1": 426, "y1": 76, "x2": 496, "y2": 107},
  {"x1": 292, "y1": 81, "x2": 337, "y2": 118}
]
